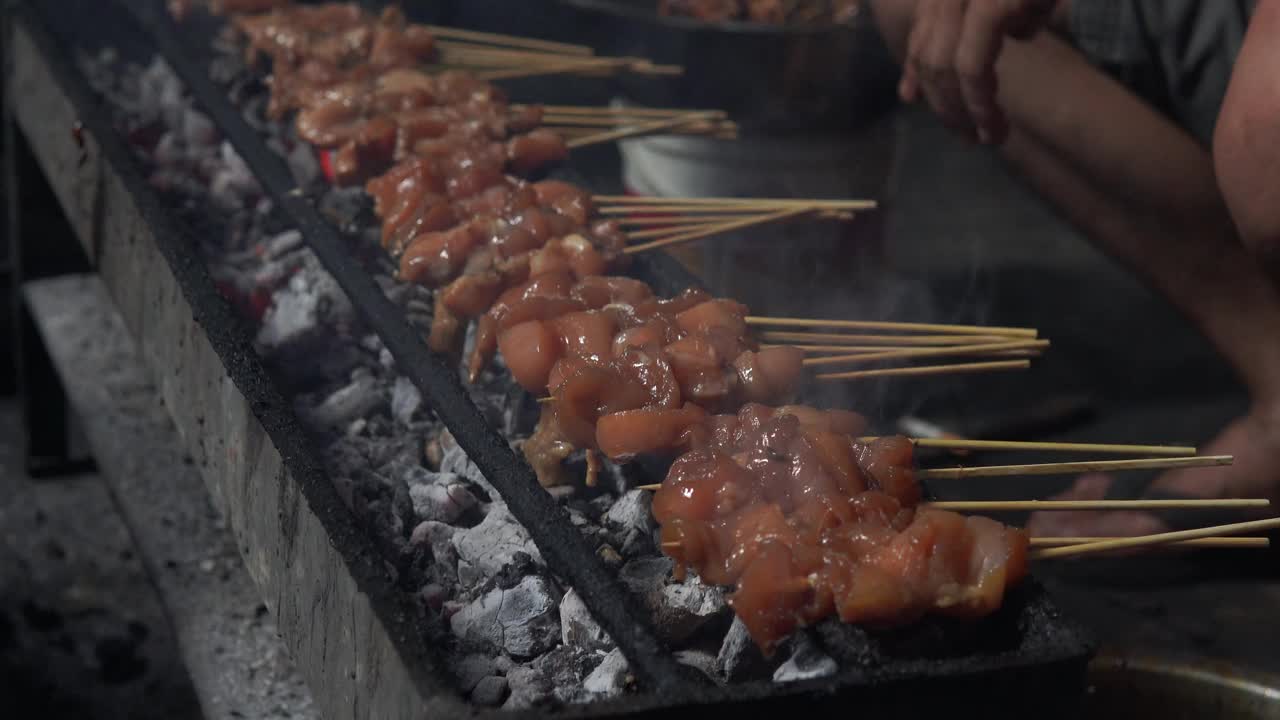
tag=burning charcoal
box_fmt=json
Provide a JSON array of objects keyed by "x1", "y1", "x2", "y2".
[
  {"x1": 409, "y1": 521, "x2": 458, "y2": 571},
  {"x1": 620, "y1": 557, "x2": 728, "y2": 646},
  {"x1": 602, "y1": 490, "x2": 657, "y2": 558},
  {"x1": 559, "y1": 588, "x2": 612, "y2": 652},
  {"x1": 772, "y1": 634, "x2": 837, "y2": 683},
  {"x1": 449, "y1": 575, "x2": 560, "y2": 658},
  {"x1": 409, "y1": 480, "x2": 477, "y2": 525},
  {"x1": 583, "y1": 648, "x2": 631, "y2": 698},
  {"x1": 503, "y1": 664, "x2": 552, "y2": 710},
  {"x1": 674, "y1": 650, "x2": 719, "y2": 683},
  {"x1": 287, "y1": 141, "x2": 320, "y2": 189},
  {"x1": 439, "y1": 440, "x2": 497, "y2": 497},
  {"x1": 180, "y1": 107, "x2": 217, "y2": 148},
  {"x1": 420, "y1": 583, "x2": 449, "y2": 610},
  {"x1": 306, "y1": 373, "x2": 385, "y2": 431},
  {"x1": 717, "y1": 616, "x2": 769, "y2": 681},
  {"x1": 596, "y1": 544, "x2": 623, "y2": 569},
  {"x1": 452, "y1": 504, "x2": 543, "y2": 587},
  {"x1": 257, "y1": 255, "x2": 355, "y2": 352},
  {"x1": 454, "y1": 653, "x2": 497, "y2": 693},
  {"x1": 536, "y1": 645, "x2": 606, "y2": 704},
  {"x1": 471, "y1": 675, "x2": 509, "y2": 707},
  {"x1": 264, "y1": 229, "x2": 304, "y2": 259},
  {"x1": 391, "y1": 377, "x2": 423, "y2": 425},
  {"x1": 319, "y1": 187, "x2": 370, "y2": 230}
]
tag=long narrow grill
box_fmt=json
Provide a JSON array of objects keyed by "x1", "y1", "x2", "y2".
[
  {"x1": 12, "y1": 0, "x2": 1095, "y2": 716},
  {"x1": 121, "y1": 0, "x2": 697, "y2": 695}
]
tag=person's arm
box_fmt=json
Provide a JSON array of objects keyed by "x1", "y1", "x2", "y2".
[
  {"x1": 877, "y1": 0, "x2": 1070, "y2": 144},
  {"x1": 870, "y1": 0, "x2": 1280, "y2": 403},
  {"x1": 1214, "y1": 0, "x2": 1280, "y2": 267}
]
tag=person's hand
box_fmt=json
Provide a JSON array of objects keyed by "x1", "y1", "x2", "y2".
[{"x1": 898, "y1": 0, "x2": 1057, "y2": 144}]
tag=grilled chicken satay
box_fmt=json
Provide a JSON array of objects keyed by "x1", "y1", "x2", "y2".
[
  {"x1": 516, "y1": 291, "x2": 806, "y2": 486},
  {"x1": 647, "y1": 403, "x2": 1029, "y2": 651},
  {"x1": 232, "y1": 5, "x2": 567, "y2": 183}
]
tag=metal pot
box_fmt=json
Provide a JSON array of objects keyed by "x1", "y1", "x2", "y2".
[
  {"x1": 557, "y1": 0, "x2": 901, "y2": 134},
  {"x1": 1085, "y1": 654, "x2": 1280, "y2": 719}
]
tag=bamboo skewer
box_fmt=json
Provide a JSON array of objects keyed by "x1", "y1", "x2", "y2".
[
  {"x1": 857, "y1": 438, "x2": 1198, "y2": 456},
  {"x1": 624, "y1": 207, "x2": 813, "y2": 254},
  {"x1": 802, "y1": 339, "x2": 1050, "y2": 368},
  {"x1": 626, "y1": 222, "x2": 736, "y2": 241},
  {"x1": 747, "y1": 316, "x2": 1037, "y2": 338},
  {"x1": 918, "y1": 455, "x2": 1232, "y2": 480},
  {"x1": 782, "y1": 344, "x2": 1042, "y2": 358},
  {"x1": 928, "y1": 498, "x2": 1263, "y2": 511},
  {"x1": 1029, "y1": 536, "x2": 1269, "y2": 548},
  {"x1": 1031, "y1": 517, "x2": 1280, "y2": 559},
  {"x1": 814, "y1": 359, "x2": 1032, "y2": 381},
  {"x1": 422, "y1": 25, "x2": 595, "y2": 55},
  {"x1": 760, "y1": 332, "x2": 1015, "y2": 346},
  {"x1": 534, "y1": 104, "x2": 729, "y2": 117},
  {"x1": 656, "y1": 537, "x2": 1270, "y2": 550},
  {"x1": 599, "y1": 202, "x2": 876, "y2": 215},
  {"x1": 567, "y1": 112, "x2": 725, "y2": 149},
  {"x1": 633, "y1": 493, "x2": 1263, "y2": 512},
  {"x1": 596, "y1": 195, "x2": 879, "y2": 209}
]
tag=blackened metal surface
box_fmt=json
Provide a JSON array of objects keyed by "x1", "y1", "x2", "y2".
[{"x1": 116, "y1": 0, "x2": 696, "y2": 696}]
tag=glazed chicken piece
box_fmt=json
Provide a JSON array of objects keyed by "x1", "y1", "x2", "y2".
[{"x1": 651, "y1": 406, "x2": 1029, "y2": 651}]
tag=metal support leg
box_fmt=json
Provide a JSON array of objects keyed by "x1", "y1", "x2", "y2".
[{"x1": 6, "y1": 78, "x2": 95, "y2": 477}]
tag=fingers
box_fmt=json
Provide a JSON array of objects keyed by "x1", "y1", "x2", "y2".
[
  {"x1": 919, "y1": 0, "x2": 976, "y2": 138},
  {"x1": 1027, "y1": 473, "x2": 1172, "y2": 547},
  {"x1": 954, "y1": 0, "x2": 1011, "y2": 143}
]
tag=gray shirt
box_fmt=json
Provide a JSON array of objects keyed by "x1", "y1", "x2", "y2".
[{"x1": 1069, "y1": 0, "x2": 1256, "y2": 146}]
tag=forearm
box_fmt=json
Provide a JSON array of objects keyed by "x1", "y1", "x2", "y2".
[
  {"x1": 869, "y1": 0, "x2": 1228, "y2": 235},
  {"x1": 992, "y1": 33, "x2": 1231, "y2": 241},
  {"x1": 1214, "y1": 0, "x2": 1280, "y2": 266}
]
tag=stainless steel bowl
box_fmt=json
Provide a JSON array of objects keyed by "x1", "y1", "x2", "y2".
[
  {"x1": 557, "y1": 0, "x2": 901, "y2": 134},
  {"x1": 1085, "y1": 654, "x2": 1280, "y2": 719}
]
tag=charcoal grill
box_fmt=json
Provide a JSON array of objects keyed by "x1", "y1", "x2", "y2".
[{"x1": 5, "y1": 0, "x2": 1094, "y2": 716}]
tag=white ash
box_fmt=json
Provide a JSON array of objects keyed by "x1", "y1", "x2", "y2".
[
  {"x1": 304, "y1": 371, "x2": 385, "y2": 432},
  {"x1": 504, "y1": 645, "x2": 605, "y2": 710},
  {"x1": 772, "y1": 634, "x2": 838, "y2": 683},
  {"x1": 450, "y1": 575, "x2": 561, "y2": 658},
  {"x1": 81, "y1": 45, "x2": 831, "y2": 707},
  {"x1": 391, "y1": 376, "x2": 423, "y2": 425},
  {"x1": 602, "y1": 489, "x2": 657, "y2": 558},
  {"x1": 410, "y1": 521, "x2": 458, "y2": 573},
  {"x1": 674, "y1": 650, "x2": 719, "y2": 683},
  {"x1": 407, "y1": 474, "x2": 477, "y2": 525},
  {"x1": 620, "y1": 557, "x2": 729, "y2": 646},
  {"x1": 583, "y1": 648, "x2": 631, "y2": 699},
  {"x1": 257, "y1": 251, "x2": 355, "y2": 352},
  {"x1": 452, "y1": 503, "x2": 544, "y2": 588},
  {"x1": 559, "y1": 588, "x2": 612, "y2": 653}
]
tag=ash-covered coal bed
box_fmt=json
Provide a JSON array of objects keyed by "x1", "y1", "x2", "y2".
[{"x1": 72, "y1": 43, "x2": 833, "y2": 709}]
